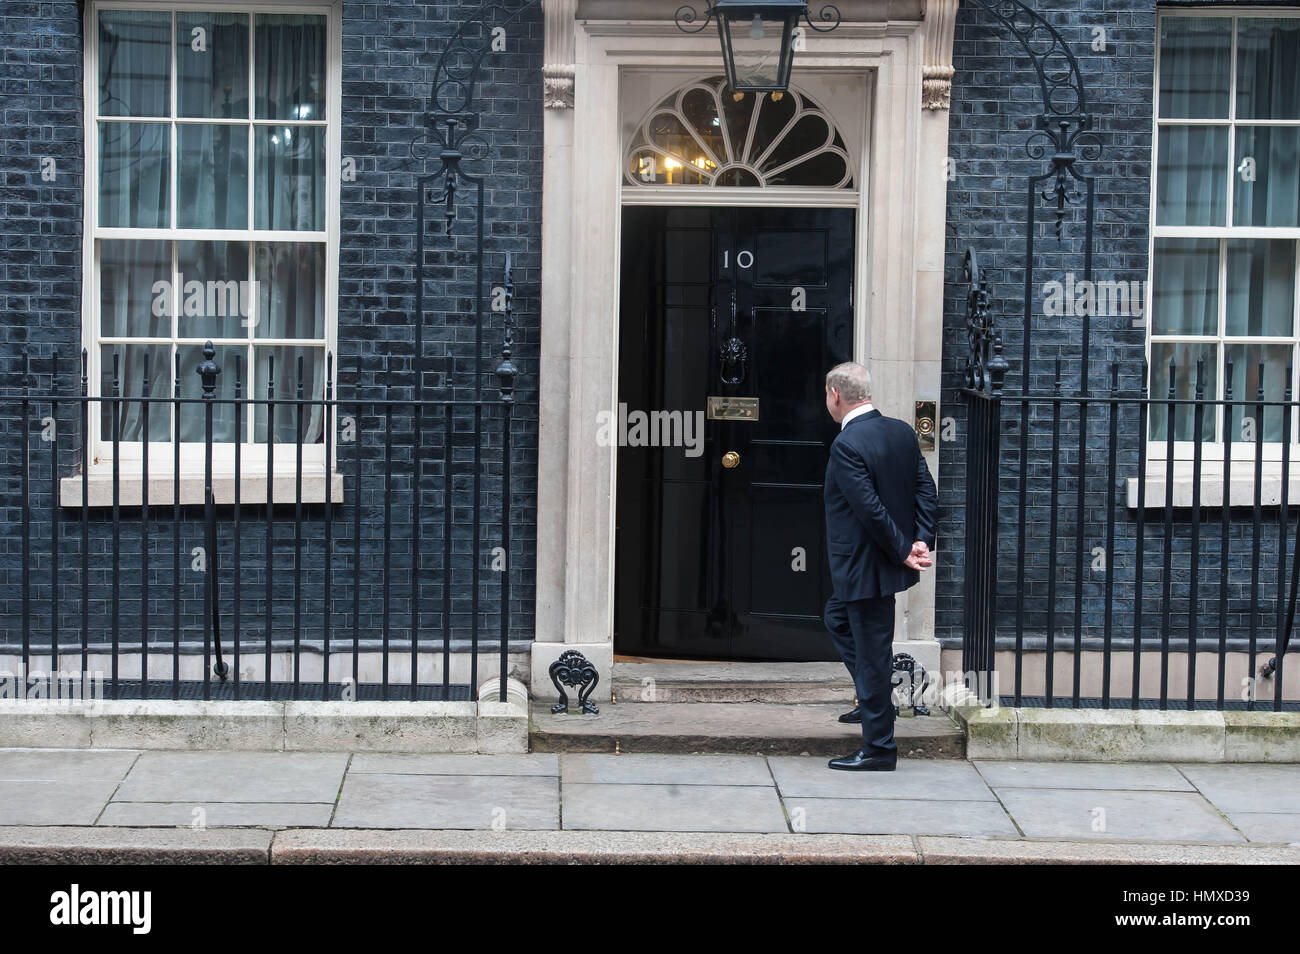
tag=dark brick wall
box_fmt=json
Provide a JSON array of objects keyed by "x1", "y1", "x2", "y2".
[
  {"x1": 0, "y1": 1, "x2": 543, "y2": 668},
  {"x1": 936, "y1": 0, "x2": 1295, "y2": 660},
  {"x1": 4, "y1": 0, "x2": 1288, "y2": 674}
]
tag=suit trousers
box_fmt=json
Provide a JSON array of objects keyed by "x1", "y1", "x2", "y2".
[{"x1": 824, "y1": 594, "x2": 898, "y2": 758}]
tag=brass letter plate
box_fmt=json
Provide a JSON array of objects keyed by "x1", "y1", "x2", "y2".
[{"x1": 707, "y1": 396, "x2": 760, "y2": 422}]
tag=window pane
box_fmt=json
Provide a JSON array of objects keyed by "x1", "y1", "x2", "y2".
[
  {"x1": 99, "y1": 344, "x2": 173, "y2": 442},
  {"x1": 98, "y1": 10, "x2": 171, "y2": 118},
  {"x1": 1151, "y1": 238, "x2": 1219, "y2": 336},
  {"x1": 253, "y1": 347, "x2": 325, "y2": 443},
  {"x1": 1237, "y1": 18, "x2": 1300, "y2": 120},
  {"x1": 1233, "y1": 126, "x2": 1300, "y2": 227},
  {"x1": 254, "y1": 126, "x2": 325, "y2": 231},
  {"x1": 178, "y1": 124, "x2": 249, "y2": 229},
  {"x1": 627, "y1": 150, "x2": 710, "y2": 186},
  {"x1": 1149, "y1": 342, "x2": 1219, "y2": 441},
  {"x1": 177, "y1": 343, "x2": 244, "y2": 442},
  {"x1": 1158, "y1": 16, "x2": 1231, "y2": 119},
  {"x1": 1157, "y1": 125, "x2": 1227, "y2": 226},
  {"x1": 1225, "y1": 344, "x2": 1292, "y2": 443},
  {"x1": 98, "y1": 122, "x2": 170, "y2": 228},
  {"x1": 177, "y1": 12, "x2": 249, "y2": 118},
  {"x1": 770, "y1": 149, "x2": 849, "y2": 187},
  {"x1": 254, "y1": 243, "x2": 325, "y2": 340},
  {"x1": 255, "y1": 14, "x2": 326, "y2": 121},
  {"x1": 178, "y1": 241, "x2": 251, "y2": 340},
  {"x1": 1226, "y1": 239, "x2": 1295, "y2": 337},
  {"x1": 100, "y1": 240, "x2": 171, "y2": 339}
]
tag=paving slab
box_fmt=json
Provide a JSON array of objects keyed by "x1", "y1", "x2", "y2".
[
  {"x1": 997, "y1": 788, "x2": 1246, "y2": 843},
  {"x1": 0, "y1": 748, "x2": 139, "y2": 781},
  {"x1": 349, "y1": 753, "x2": 558, "y2": 776},
  {"x1": 562, "y1": 782, "x2": 789, "y2": 833},
  {"x1": 99, "y1": 801, "x2": 335, "y2": 828},
  {"x1": 1177, "y1": 763, "x2": 1300, "y2": 813},
  {"x1": 113, "y1": 751, "x2": 348, "y2": 803},
  {"x1": 0, "y1": 779, "x2": 120, "y2": 825},
  {"x1": 784, "y1": 796, "x2": 1019, "y2": 836},
  {"x1": 768, "y1": 756, "x2": 996, "y2": 800},
  {"x1": 0, "y1": 826, "x2": 272, "y2": 864},
  {"x1": 1218, "y1": 812, "x2": 1300, "y2": 844},
  {"x1": 332, "y1": 773, "x2": 558, "y2": 830},
  {"x1": 974, "y1": 760, "x2": 1195, "y2": 791},
  {"x1": 561, "y1": 753, "x2": 773, "y2": 786},
  {"x1": 272, "y1": 828, "x2": 919, "y2": 864}
]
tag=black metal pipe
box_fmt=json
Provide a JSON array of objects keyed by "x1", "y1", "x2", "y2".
[
  {"x1": 1102, "y1": 363, "x2": 1119, "y2": 708},
  {"x1": 234, "y1": 356, "x2": 243, "y2": 699},
  {"x1": 1248, "y1": 363, "x2": 1265, "y2": 709},
  {"x1": 140, "y1": 352, "x2": 150, "y2": 698},
  {"x1": 1044, "y1": 360, "x2": 1063, "y2": 707},
  {"x1": 1187, "y1": 358, "x2": 1206, "y2": 710},
  {"x1": 294, "y1": 354, "x2": 305, "y2": 698}
]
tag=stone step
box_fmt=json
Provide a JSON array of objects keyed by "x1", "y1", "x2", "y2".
[
  {"x1": 530, "y1": 701, "x2": 965, "y2": 758},
  {"x1": 610, "y1": 661, "x2": 855, "y2": 704}
]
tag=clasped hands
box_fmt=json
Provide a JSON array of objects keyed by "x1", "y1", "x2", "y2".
[{"x1": 903, "y1": 540, "x2": 933, "y2": 571}]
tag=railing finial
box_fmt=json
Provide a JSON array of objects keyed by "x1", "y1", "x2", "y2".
[{"x1": 196, "y1": 340, "x2": 220, "y2": 397}]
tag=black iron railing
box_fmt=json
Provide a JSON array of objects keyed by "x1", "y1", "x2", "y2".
[
  {"x1": 962, "y1": 349, "x2": 1300, "y2": 711},
  {"x1": 1, "y1": 338, "x2": 523, "y2": 703}
]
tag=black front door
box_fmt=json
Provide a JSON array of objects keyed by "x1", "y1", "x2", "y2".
[{"x1": 615, "y1": 206, "x2": 854, "y2": 661}]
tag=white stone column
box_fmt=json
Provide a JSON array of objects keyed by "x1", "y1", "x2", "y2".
[
  {"x1": 892, "y1": 0, "x2": 959, "y2": 678},
  {"x1": 532, "y1": 15, "x2": 618, "y2": 700}
]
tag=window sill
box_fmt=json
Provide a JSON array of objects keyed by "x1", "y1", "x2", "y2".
[
  {"x1": 1126, "y1": 461, "x2": 1300, "y2": 509},
  {"x1": 59, "y1": 470, "x2": 345, "y2": 508}
]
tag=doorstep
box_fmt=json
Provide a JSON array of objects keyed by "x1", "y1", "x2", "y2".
[
  {"x1": 530, "y1": 700, "x2": 965, "y2": 757},
  {"x1": 609, "y1": 661, "x2": 855, "y2": 704}
]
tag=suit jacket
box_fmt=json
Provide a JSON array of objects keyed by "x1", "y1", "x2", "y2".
[{"x1": 823, "y1": 408, "x2": 938, "y2": 601}]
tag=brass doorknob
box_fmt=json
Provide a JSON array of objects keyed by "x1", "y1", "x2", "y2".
[{"x1": 722, "y1": 451, "x2": 740, "y2": 469}]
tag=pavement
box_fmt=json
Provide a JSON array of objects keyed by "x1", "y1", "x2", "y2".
[{"x1": 2, "y1": 748, "x2": 1300, "y2": 863}]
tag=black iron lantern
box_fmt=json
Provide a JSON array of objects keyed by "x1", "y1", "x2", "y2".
[
  {"x1": 711, "y1": 0, "x2": 806, "y2": 92},
  {"x1": 675, "y1": 1, "x2": 841, "y2": 94}
]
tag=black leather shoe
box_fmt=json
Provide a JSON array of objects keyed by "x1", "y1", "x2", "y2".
[
  {"x1": 837, "y1": 705, "x2": 863, "y2": 724},
  {"x1": 828, "y1": 750, "x2": 897, "y2": 771}
]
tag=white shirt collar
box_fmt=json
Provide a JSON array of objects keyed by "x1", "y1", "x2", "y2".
[{"x1": 840, "y1": 402, "x2": 874, "y2": 430}]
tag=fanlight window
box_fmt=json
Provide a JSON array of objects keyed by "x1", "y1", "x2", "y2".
[{"x1": 625, "y1": 76, "x2": 853, "y2": 189}]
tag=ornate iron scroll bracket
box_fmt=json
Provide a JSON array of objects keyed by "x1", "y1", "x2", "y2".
[
  {"x1": 891, "y1": 653, "x2": 930, "y2": 717},
  {"x1": 1027, "y1": 115, "x2": 1102, "y2": 238},
  {"x1": 410, "y1": 0, "x2": 546, "y2": 175},
  {"x1": 963, "y1": 249, "x2": 1009, "y2": 395},
  {"x1": 549, "y1": 650, "x2": 600, "y2": 714},
  {"x1": 961, "y1": 0, "x2": 1102, "y2": 238},
  {"x1": 673, "y1": 3, "x2": 843, "y2": 37}
]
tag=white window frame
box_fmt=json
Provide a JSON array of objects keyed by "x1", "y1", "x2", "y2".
[
  {"x1": 1150, "y1": 6, "x2": 1300, "y2": 465},
  {"x1": 80, "y1": 0, "x2": 341, "y2": 482}
]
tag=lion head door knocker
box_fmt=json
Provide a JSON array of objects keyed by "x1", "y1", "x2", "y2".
[
  {"x1": 891, "y1": 653, "x2": 931, "y2": 717},
  {"x1": 719, "y1": 337, "x2": 748, "y2": 385},
  {"x1": 549, "y1": 650, "x2": 600, "y2": 715},
  {"x1": 718, "y1": 288, "x2": 748, "y2": 386}
]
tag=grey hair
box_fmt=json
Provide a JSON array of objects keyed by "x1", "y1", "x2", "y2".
[{"x1": 825, "y1": 362, "x2": 871, "y2": 404}]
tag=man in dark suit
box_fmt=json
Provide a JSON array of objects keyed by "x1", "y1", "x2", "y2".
[{"x1": 822, "y1": 362, "x2": 937, "y2": 771}]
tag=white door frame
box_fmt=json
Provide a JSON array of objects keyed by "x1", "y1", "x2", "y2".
[{"x1": 532, "y1": 16, "x2": 944, "y2": 696}]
